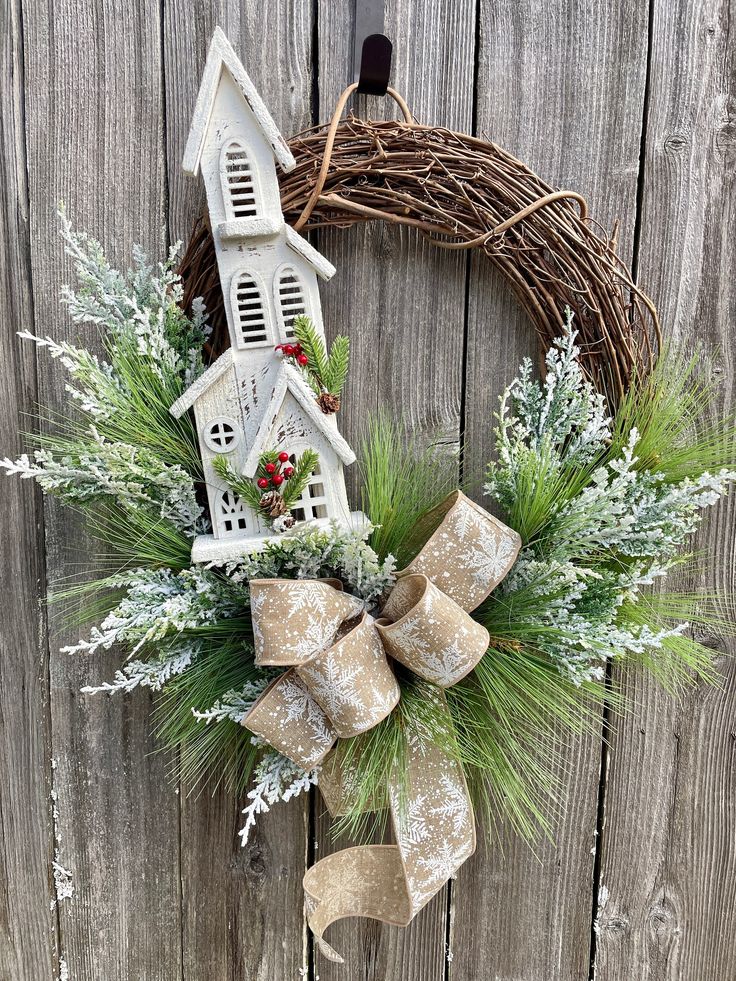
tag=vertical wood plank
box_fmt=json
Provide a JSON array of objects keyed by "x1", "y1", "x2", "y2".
[
  {"x1": 453, "y1": 2, "x2": 650, "y2": 979},
  {"x1": 0, "y1": 1, "x2": 57, "y2": 977},
  {"x1": 594, "y1": 1, "x2": 736, "y2": 977},
  {"x1": 7, "y1": 3, "x2": 732, "y2": 979},
  {"x1": 22, "y1": 2, "x2": 182, "y2": 978},
  {"x1": 314, "y1": 1, "x2": 476, "y2": 977},
  {"x1": 163, "y1": 4, "x2": 314, "y2": 978}
]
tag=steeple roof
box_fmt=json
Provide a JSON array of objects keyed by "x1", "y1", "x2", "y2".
[
  {"x1": 183, "y1": 26, "x2": 296, "y2": 177},
  {"x1": 170, "y1": 356, "x2": 356, "y2": 477},
  {"x1": 284, "y1": 227, "x2": 336, "y2": 281}
]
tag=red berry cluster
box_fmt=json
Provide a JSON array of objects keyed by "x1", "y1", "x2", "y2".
[
  {"x1": 256, "y1": 451, "x2": 295, "y2": 491},
  {"x1": 275, "y1": 341, "x2": 309, "y2": 368}
]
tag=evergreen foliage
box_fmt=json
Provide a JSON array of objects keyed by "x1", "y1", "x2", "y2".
[
  {"x1": 214, "y1": 447, "x2": 320, "y2": 511},
  {"x1": 212, "y1": 455, "x2": 263, "y2": 510},
  {"x1": 293, "y1": 314, "x2": 350, "y2": 396},
  {"x1": 5, "y1": 226, "x2": 734, "y2": 848},
  {"x1": 358, "y1": 413, "x2": 458, "y2": 567}
]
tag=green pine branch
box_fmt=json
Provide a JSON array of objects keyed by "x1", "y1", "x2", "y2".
[
  {"x1": 282, "y1": 449, "x2": 319, "y2": 508},
  {"x1": 322, "y1": 335, "x2": 350, "y2": 396},
  {"x1": 212, "y1": 456, "x2": 263, "y2": 510},
  {"x1": 293, "y1": 315, "x2": 350, "y2": 397},
  {"x1": 215, "y1": 449, "x2": 319, "y2": 513},
  {"x1": 293, "y1": 315, "x2": 327, "y2": 394}
]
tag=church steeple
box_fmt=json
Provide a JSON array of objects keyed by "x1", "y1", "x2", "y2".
[{"x1": 169, "y1": 28, "x2": 365, "y2": 563}]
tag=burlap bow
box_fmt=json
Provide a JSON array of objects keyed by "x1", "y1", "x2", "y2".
[{"x1": 242, "y1": 490, "x2": 521, "y2": 961}]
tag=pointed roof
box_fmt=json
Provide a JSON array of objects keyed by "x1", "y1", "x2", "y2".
[
  {"x1": 169, "y1": 348, "x2": 235, "y2": 419},
  {"x1": 169, "y1": 356, "x2": 356, "y2": 475},
  {"x1": 242, "y1": 363, "x2": 356, "y2": 476},
  {"x1": 183, "y1": 26, "x2": 296, "y2": 177}
]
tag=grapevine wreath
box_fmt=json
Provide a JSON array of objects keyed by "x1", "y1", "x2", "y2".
[{"x1": 5, "y1": 28, "x2": 734, "y2": 962}]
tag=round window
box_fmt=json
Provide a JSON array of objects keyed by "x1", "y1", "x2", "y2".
[{"x1": 203, "y1": 417, "x2": 240, "y2": 453}]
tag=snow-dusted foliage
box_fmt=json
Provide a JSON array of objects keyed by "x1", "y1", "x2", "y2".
[
  {"x1": 2, "y1": 431, "x2": 203, "y2": 536},
  {"x1": 224, "y1": 521, "x2": 396, "y2": 606},
  {"x1": 238, "y1": 750, "x2": 318, "y2": 845},
  {"x1": 548, "y1": 428, "x2": 736, "y2": 560},
  {"x1": 485, "y1": 317, "x2": 736, "y2": 684},
  {"x1": 486, "y1": 318, "x2": 611, "y2": 512},
  {"x1": 58, "y1": 209, "x2": 210, "y2": 389},
  {"x1": 192, "y1": 677, "x2": 272, "y2": 724},
  {"x1": 81, "y1": 642, "x2": 203, "y2": 695},
  {"x1": 1, "y1": 212, "x2": 209, "y2": 537},
  {"x1": 500, "y1": 553, "x2": 684, "y2": 683},
  {"x1": 65, "y1": 568, "x2": 239, "y2": 659}
]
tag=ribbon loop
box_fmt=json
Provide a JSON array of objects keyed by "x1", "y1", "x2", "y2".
[
  {"x1": 398, "y1": 490, "x2": 521, "y2": 611},
  {"x1": 245, "y1": 670, "x2": 336, "y2": 769},
  {"x1": 251, "y1": 578, "x2": 363, "y2": 666},
  {"x1": 377, "y1": 574, "x2": 490, "y2": 687},
  {"x1": 298, "y1": 612, "x2": 401, "y2": 738}
]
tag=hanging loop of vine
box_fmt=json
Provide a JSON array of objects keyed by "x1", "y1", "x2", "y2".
[{"x1": 179, "y1": 86, "x2": 660, "y2": 407}]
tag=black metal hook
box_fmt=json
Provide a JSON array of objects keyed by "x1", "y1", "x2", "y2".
[{"x1": 353, "y1": 1, "x2": 392, "y2": 95}]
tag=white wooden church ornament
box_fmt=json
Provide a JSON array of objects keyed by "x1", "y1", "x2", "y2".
[{"x1": 171, "y1": 28, "x2": 365, "y2": 563}]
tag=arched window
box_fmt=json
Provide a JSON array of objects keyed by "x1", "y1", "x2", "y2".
[
  {"x1": 203, "y1": 417, "x2": 240, "y2": 453},
  {"x1": 231, "y1": 272, "x2": 270, "y2": 347},
  {"x1": 220, "y1": 140, "x2": 259, "y2": 220},
  {"x1": 275, "y1": 265, "x2": 309, "y2": 340},
  {"x1": 218, "y1": 489, "x2": 249, "y2": 536},
  {"x1": 287, "y1": 452, "x2": 329, "y2": 522}
]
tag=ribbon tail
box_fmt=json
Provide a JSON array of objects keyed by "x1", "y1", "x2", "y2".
[
  {"x1": 304, "y1": 701, "x2": 475, "y2": 960},
  {"x1": 303, "y1": 845, "x2": 412, "y2": 963}
]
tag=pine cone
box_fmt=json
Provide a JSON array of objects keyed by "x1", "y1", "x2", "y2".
[
  {"x1": 317, "y1": 392, "x2": 341, "y2": 414},
  {"x1": 259, "y1": 491, "x2": 288, "y2": 518},
  {"x1": 273, "y1": 513, "x2": 296, "y2": 534}
]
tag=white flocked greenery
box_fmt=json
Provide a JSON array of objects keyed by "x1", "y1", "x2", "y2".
[
  {"x1": 3, "y1": 221, "x2": 734, "y2": 847},
  {"x1": 483, "y1": 324, "x2": 735, "y2": 685}
]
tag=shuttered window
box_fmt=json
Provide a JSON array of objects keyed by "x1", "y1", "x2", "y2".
[
  {"x1": 231, "y1": 272, "x2": 270, "y2": 347},
  {"x1": 275, "y1": 266, "x2": 308, "y2": 340},
  {"x1": 221, "y1": 140, "x2": 259, "y2": 219}
]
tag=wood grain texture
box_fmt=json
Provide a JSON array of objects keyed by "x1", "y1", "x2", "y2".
[
  {"x1": 0, "y1": 2, "x2": 58, "y2": 978},
  {"x1": 21, "y1": 2, "x2": 182, "y2": 978},
  {"x1": 593, "y1": 0, "x2": 736, "y2": 977},
  {"x1": 2, "y1": 2, "x2": 735, "y2": 979},
  {"x1": 313, "y1": 1, "x2": 476, "y2": 977},
  {"x1": 317, "y1": 0, "x2": 477, "y2": 477},
  {"x1": 452, "y1": 3, "x2": 650, "y2": 979},
  {"x1": 163, "y1": 4, "x2": 314, "y2": 978}
]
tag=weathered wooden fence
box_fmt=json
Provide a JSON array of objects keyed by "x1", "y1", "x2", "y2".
[{"x1": 1, "y1": 1, "x2": 734, "y2": 978}]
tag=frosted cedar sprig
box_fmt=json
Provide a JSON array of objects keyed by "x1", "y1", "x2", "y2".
[{"x1": 238, "y1": 750, "x2": 318, "y2": 846}]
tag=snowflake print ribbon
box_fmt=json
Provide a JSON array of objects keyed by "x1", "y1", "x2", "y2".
[{"x1": 242, "y1": 490, "x2": 521, "y2": 961}]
